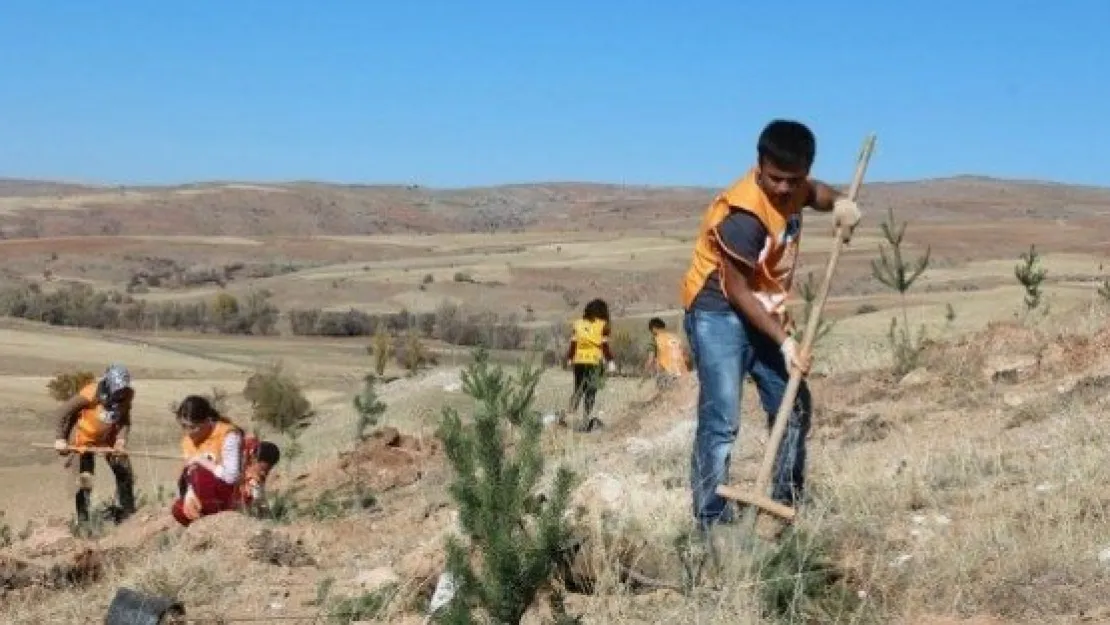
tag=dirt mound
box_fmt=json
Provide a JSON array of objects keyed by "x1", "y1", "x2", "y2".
[
  {"x1": 0, "y1": 547, "x2": 109, "y2": 594},
  {"x1": 304, "y1": 426, "x2": 442, "y2": 495}
]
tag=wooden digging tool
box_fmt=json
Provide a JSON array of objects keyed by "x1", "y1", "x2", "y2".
[
  {"x1": 716, "y1": 133, "x2": 877, "y2": 529},
  {"x1": 31, "y1": 442, "x2": 181, "y2": 461}
]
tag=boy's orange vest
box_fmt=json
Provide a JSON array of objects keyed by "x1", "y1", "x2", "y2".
[
  {"x1": 653, "y1": 330, "x2": 687, "y2": 376},
  {"x1": 72, "y1": 382, "x2": 123, "y2": 447},
  {"x1": 680, "y1": 168, "x2": 807, "y2": 318}
]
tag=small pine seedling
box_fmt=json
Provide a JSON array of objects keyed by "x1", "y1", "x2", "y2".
[
  {"x1": 1014, "y1": 244, "x2": 1047, "y2": 313},
  {"x1": 435, "y1": 349, "x2": 576, "y2": 624},
  {"x1": 870, "y1": 206, "x2": 931, "y2": 376},
  {"x1": 794, "y1": 271, "x2": 834, "y2": 346},
  {"x1": 352, "y1": 374, "x2": 387, "y2": 441}
]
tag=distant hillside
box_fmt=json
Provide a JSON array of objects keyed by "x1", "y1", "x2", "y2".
[
  {"x1": 0, "y1": 178, "x2": 108, "y2": 198},
  {"x1": 0, "y1": 175, "x2": 1106, "y2": 238}
]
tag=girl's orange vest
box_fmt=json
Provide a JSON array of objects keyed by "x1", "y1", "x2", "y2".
[
  {"x1": 679, "y1": 168, "x2": 807, "y2": 318},
  {"x1": 181, "y1": 420, "x2": 244, "y2": 471}
]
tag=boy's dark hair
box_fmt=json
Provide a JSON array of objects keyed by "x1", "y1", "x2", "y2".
[
  {"x1": 648, "y1": 317, "x2": 666, "y2": 331},
  {"x1": 257, "y1": 441, "x2": 281, "y2": 465},
  {"x1": 757, "y1": 119, "x2": 816, "y2": 172},
  {"x1": 583, "y1": 298, "x2": 610, "y2": 323}
]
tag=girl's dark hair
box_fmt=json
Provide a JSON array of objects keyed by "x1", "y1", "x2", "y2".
[
  {"x1": 582, "y1": 298, "x2": 610, "y2": 322},
  {"x1": 176, "y1": 395, "x2": 226, "y2": 425}
]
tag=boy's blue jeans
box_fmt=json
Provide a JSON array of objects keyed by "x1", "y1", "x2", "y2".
[{"x1": 683, "y1": 309, "x2": 812, "y2": 530}]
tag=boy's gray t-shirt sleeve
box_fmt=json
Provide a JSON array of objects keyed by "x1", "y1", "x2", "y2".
[{"x1": 712, "y1": 209, "x2": 768, "y2": 267}]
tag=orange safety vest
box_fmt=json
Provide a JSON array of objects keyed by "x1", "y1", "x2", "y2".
[
  {"x1": 680, "y1": 167, "x2": 807, "y2": 318},
  {"x1": 72, "y1": 382, "x2": 124, "y2": 447},
  {"x1": 181, "y1": 420, "x2": 245, "y2": 476},
  {"x1": 178, "y1": 420, "x2": 246, "y2": 521},
  {"x1": 653, "y1": 330, "x2": 687, "y2": 376},
  {"x1": 571, "y1": 318, "x2": 608, "y2": 365}
]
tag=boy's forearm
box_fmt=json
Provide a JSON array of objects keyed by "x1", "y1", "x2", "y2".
[
  {"x1": 731, "y1": 289, "x2": 789, "y2": 345},
  {"x1": 808, "y1": 180, "x2": 843, "y2": 212},
  {"x1": 720, "y1": 261, "x2": 790, "y2": 345}
]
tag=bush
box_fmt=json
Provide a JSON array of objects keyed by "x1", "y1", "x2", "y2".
[
  {"x1": 394, "y1": 328, "x2": 435, "y2": 375},
  {"x1": 608, "y1": 328, "x2": 647, "y2": 375},
  {"x1": 286, "y1": 299, "x2": 526, "y2": 349},
  {"x1": 242, "y1": 362, "x2": 315, "y2": 433},
  {"x1": 433, "y1": 301, "x2": 528, "y2": 350},
  {"x1": 368, "y1": 322, "x2": 393, "y2": 377},
  {"x1": 0, "y1": 282, "x2": 278, "y2": 335},
  {"x1": 46, "y1": 369, "x2": 96, "y2": 401},
  {"x1": 288, "y1": 307, "x2": 437, "y2": 339},
  {"x1": 288, "y1": 307, "x2": 376, "y2": 337},
  {"x1": 435, "y1": 350, "x2": 576, "y2": 624}
]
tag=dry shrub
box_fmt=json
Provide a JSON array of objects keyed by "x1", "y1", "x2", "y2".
[
  {"x1": 46, "y1": 369, "x2": 96, "y2": 401},
  {"x1": 394, "y1": 327, "x2": 436, "y2": 375},
  {"x1": 608, "y1": 328, "x2": 648, "y2": 375},
  {"x1": 242, "y1": 362, "x2": 314, "y2": 433}
]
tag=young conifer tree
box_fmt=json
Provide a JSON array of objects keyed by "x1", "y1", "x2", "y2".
[
  {"x1": 436, "y1": 349, "x2": 576, "y2": 625},
  {"x1": 871, "y1": 206, "x2": 931, "y2": 376},
  {"x1": 1014, "y1": 244, "x2": 1047, "y2": 315}
]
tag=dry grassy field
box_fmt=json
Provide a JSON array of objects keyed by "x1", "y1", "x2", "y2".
[{"x1": 0, "y1": 176, "x2": 1109, "y2": 624}]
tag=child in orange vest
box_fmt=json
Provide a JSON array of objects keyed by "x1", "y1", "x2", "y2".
[
  {"x1": 645, "y1": 317, "x2": 689, "y2": 391},
  {"x1": 53, "y1": 364, "x2": 137, "y2": 524},
  {"x1": 171, "y1": 395, "x2": 248, "y2": 526},
  {"x1": 680, "y1": 119, "x2": 862, "y2": 534}
]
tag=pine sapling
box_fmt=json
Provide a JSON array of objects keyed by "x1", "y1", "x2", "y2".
[
  {"x1": 435, "y1": 349, "x2": 576, "y2": 625},
  {"x1": 1014, "y1": 244, "x2": 1046, "y2": 315},
  {"x1": 793, "y1": 271, "x2": 834, "y2": 347},
  {"x1": 871, "y1": 206, "x2": 931, "y2": 376},
  {"x1": 352, "y1": 373, "x2": 387, "y2": 441}
]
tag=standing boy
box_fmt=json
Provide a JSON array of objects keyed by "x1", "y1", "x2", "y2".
[{"x1": 679, "y1": 120, "x2": 862, "y2": 532}]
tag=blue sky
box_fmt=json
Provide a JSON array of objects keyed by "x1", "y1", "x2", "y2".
[{"x1": 1, "y1": 1, "x2": 1107, "y2": 188}]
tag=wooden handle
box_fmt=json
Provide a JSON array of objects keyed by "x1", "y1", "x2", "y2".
[
  {"x1": 752, "y1": 133, "x2": 877, "y2": 494},
  {"x1": 30, "y1": 442, "x2": 180, "y2": 461}
]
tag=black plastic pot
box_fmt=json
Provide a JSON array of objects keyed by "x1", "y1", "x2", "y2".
[{"x1": 103, "y1": 587, "x2": 186, "y2": 625}]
